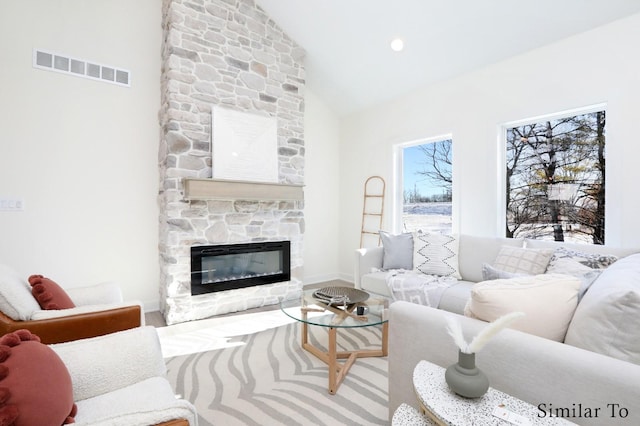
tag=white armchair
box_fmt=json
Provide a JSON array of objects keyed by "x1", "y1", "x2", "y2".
[{"x1": 51, "y1": 326, "x2": 197, "y2": 426}]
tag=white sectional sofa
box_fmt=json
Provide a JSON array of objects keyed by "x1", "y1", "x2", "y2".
[
  {"x1": 358, "y1": 235, "x2": 514, "y2": 313},
  {"x1": 355, "y1": 234, "x2": 636, "y2": 314},
  {"x1": 388, "y1": 301, "x2": 640, "y2": 425},
  {"x1": 354, "y1": 234, "x2": 640, "y2": 425}
]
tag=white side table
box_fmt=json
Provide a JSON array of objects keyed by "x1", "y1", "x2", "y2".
[
  {"x1": 413, "y1": 360, "x2": 575, "y2": 425},
  {"x1": 392, "y1": 403, "x2": 437, "y2": 425}
]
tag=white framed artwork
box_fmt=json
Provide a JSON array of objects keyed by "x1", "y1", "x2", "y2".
[{"x1": 212, "y1": 105, "x2": 278, "y2": 183}]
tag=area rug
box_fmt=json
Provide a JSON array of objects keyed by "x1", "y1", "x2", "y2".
[{"x1": 163, "y1": 319, "x2": 389, "y2": 425}]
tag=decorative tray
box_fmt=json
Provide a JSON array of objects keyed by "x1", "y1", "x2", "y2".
[{"x1": 312, "y1": 286, "x2": 369, "y2": 305}]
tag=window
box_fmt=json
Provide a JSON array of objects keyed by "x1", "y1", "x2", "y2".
[
  {"x1": 395, "y1": 138, "x2": 453, "y2": 234},
  {"x1": 504, "y1": 107, "x2": 606, "y2": 244}
]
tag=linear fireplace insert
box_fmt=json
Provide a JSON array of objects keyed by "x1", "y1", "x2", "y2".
[{"x1": 190, "y1": 241, "x2": 291, "y2": 295}]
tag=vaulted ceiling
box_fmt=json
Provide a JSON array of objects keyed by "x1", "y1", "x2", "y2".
[{"x1": 255, "y1": 0, "x2": 640, "y2": 117}]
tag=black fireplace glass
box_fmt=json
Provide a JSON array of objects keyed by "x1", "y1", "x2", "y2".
[{"x1": 190, "y1": 241, "x2": 291, "y2": 295}]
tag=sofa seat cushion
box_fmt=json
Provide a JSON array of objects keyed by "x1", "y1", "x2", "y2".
[
  {"x1": 436, "y1": 281, "x2": 474, "y2": 315},
  {"x1": 0, "y1": 265, "x2": 41, "y2": 321},
  {"x1": 464, "y1": 274, "x2": 581, "y2": 342},
  {"x1": 29, "y1": 302, "x2": 141, "y2": 321},
  {"x1": 564, "y1": 253, "x2": 640, "y2": 365},
  {"x1": 386, "y1": 271, "x2": 457, "y2": 307},
  {"x1": 360, "y1": 271, "x2": 472, "y2": 315},
  {"x1": 73, "y1": 376, "x2": 196, "y2": 426}
]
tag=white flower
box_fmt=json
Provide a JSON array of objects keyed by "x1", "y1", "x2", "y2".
[{"x1": 446, "y1": 311, "x2": 525, "y2": 354}]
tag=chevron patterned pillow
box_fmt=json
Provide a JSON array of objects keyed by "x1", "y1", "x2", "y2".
[{"x1": 412, "y1": 233, "x2": 461, "y2": 279}]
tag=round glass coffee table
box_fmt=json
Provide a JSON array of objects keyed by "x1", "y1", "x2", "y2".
[{"x1": 280, "y1": 287, "x2": 389, "y2": 394}]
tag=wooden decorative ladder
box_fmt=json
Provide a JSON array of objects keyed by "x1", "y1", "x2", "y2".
[{"x1": 360, "y1": 176, "x2": 386, "y2": 248}]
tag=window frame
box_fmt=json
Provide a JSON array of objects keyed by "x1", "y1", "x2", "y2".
[
  {"x1": 498, "y1": 103, "x2": 607, "y2": 242},
  {"x1": 393, "y1": 133, "x2": 455, "y2": 234}
]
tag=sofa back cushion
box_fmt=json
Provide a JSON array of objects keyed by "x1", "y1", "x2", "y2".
[
  {"x1": 524, "y1": 239, "x2": 638, "y2": 259},
  {"x1": 0, "y1": 265, "x2": 40, "y2": 321},
  {"x1": 464, "y1": 273, "x2": 581, "y2": 342},
  {"x1": 51, "y1": 326, "x2": 167, "y2": 402},
  {"x1": 457, "y1": 235, "x2": 524, "y2": 282},
  {"x1": 564, "y1": 253, "x2": 640, "y2": 365}
]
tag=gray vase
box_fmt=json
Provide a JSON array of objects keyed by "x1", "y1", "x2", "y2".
[{"x1": 445, "y1": 350, "x2": 489, "y2": 398}]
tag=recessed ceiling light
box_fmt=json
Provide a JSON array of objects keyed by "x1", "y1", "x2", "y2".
[{"x1": 390, "y1": 38, "x2": 404, "y2": 52}]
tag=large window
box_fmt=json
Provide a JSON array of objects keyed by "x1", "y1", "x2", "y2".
[
  {"x1": 397, "y1": 138, "x2": 453, "y2": 234},
  {"x1": 504, "y1": 108, "x2": 606, "y2": 244}
]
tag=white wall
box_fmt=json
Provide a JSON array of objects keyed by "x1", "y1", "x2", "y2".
[
  {"x1": 0, "y1": 1, "x2": 162, "y2": 309},
  {"x1": 303, "y1": 89, "x2": 342, "y2": 283},
  {"x1": 339, "y1": 13, "x2": 640, "y2": 278},
  {"x1": 0, "y1": 1, "x2": 343, "y2": 311}
]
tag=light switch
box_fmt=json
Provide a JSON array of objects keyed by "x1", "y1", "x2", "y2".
[{"x1": 0, "y1": 197, "x2": 24, "y2": 211}]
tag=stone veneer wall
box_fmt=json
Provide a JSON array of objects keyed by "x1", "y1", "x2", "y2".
[{"x1": 159, "y1": 0, "x2": 305, "y2": 325}]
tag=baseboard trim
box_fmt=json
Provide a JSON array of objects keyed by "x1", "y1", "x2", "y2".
[
  {"x1": 338, "y1": 272, "x2": 354, "y2": 283},
  {"x1": 303, "y1": 273, "x2": 342, "y2": 285}
]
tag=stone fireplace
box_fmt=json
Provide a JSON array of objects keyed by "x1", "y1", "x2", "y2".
[{"x1": 158, "y1": 0, "x2": 305, "y2": 325}]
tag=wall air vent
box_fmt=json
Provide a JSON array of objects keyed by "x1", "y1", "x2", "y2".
[{"x1": 33, "y1": 49, "x2": 131, "y2": 88}]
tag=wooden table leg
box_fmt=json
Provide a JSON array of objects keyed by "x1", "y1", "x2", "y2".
[
  {"x1": 381, "y1": 321, "x2": 389, "y2": 356},
  {"x1": 301, "y1": 309, "x2": 308, "y2": 347},
  {"x1": 298, "y1": 316, "x2": 389, "y2": 395},
  {"x1": 328, "y1": 327, "x2": 337, "y2": 394},
  {"x1": 302, "y1": 321, "x2": 308, "y2": 347}
]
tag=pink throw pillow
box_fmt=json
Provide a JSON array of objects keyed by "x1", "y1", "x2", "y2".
[
  {"x1": 28, "y1": 275, "x2": 75, "y2": 310},
  {"x1": 0, "y1": 329, "x2": 77, "y2": 425}
]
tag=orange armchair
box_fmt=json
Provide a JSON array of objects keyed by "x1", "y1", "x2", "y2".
[{"x1": 0, "y1": 264, "x2": 143, "y2": 344}]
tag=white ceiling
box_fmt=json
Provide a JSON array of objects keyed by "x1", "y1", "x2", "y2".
[{"x1": 255, "y1": 0, "x2": 640, "y2": 117}]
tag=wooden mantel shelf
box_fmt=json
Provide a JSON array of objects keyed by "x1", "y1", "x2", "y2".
[{"x1": 183, "y1": 178, "x2": 304, "y2": 201}]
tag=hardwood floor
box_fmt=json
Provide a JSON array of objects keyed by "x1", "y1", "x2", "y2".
[{"x1": 144, "y1": 279, "x2": 353, "y2": 328}]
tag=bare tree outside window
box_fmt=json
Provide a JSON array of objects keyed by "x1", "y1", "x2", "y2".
[
  {"x1": 506, "y1": 111, "x2": 606, "y2": 244},
  {"x1": 402, "y1": 139, "x2": 453, "y2": 233}
]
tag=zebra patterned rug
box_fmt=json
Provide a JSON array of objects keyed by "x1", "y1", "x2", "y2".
[{"x1": 164, "y1": 321, "x2": 389, "y2": 425}]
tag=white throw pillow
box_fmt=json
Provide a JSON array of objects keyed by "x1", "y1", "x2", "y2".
[
  {"x1": 492, "y1": 246, "x2": 554, "y2": 275},
  {"x1": 464, "y1": 274, "x2": 581, "y2": 342},
  {"x1": 412, "y1": 233, "x2": 461, "y2": 279},
  {"x1": 481, "y1": 263, "x2": 528, "y2": 280},
  {"x1": 0, "y1": 264, "x2": 41, "y2": 320},
  {"x1": 546, "y1": 247, "x2": 618, "y2": 277},
  {"x1": 564, "y1": 253, "x2": 640, "y2": 365},
  {"x1": 546, "y1": 257, "x2": 593, "y2": 276}
]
